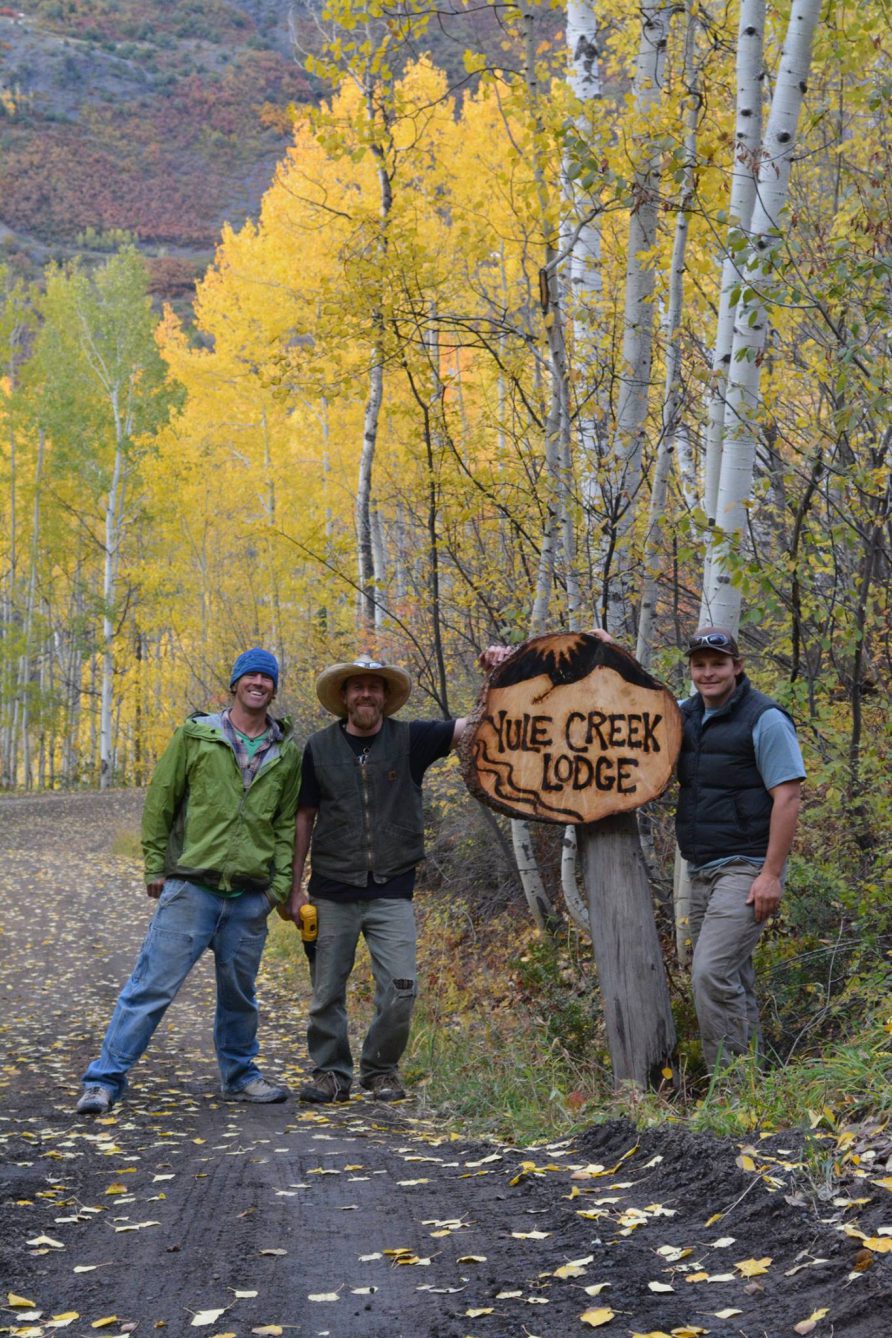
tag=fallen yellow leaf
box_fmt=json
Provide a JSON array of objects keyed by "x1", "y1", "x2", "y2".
[
  {"x1": 91, "y1": 1320, "x2": 119, "y2": 1330},
  {"x1": 8, "y1": 1293, "x2": 37, "y2": 1308},
  {"x1": 580, "y1": 1308, "x2": 615, "y2": 1328},
  {"x1": 735, "y1": 1256, "x2": 772, "y2": 1276},
  {"x1": 465, "y1": 1308, "x2": 494, "y2": 1317},
  {"x1": 553, "y1": 1254, "x2": 594, "y2": 1278}
]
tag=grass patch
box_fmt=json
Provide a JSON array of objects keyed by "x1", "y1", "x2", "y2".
[
  {"x1": 405, "y1": 1009, "x2": 608, "y2": 1144},
  {"x1": 110, "y1": 826, "x2": 142, "y2": 861}
]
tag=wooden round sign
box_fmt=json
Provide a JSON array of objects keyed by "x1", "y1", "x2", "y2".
[{"x1": 460, "y1": 632, "x2": 682, "y2": 825}]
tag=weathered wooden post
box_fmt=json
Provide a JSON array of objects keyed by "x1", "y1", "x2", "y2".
[{"x1": 459, "y1": 632, "x2": 681, "y2": 1089}]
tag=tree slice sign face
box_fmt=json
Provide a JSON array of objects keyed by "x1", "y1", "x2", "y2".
[{"x1": 461, "y1": 633, "x2": 682, "y2": 824}]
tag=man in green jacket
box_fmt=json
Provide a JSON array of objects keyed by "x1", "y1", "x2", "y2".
[{"x1": 76, "y1": 649, "x2": 302, "y2": 1114}]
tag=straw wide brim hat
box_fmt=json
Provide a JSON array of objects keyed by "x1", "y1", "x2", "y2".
[{"x1": 316, "y1": 655, "x2": 413, "y2": 718}]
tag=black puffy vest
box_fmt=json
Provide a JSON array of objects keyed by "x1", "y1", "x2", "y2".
[{"x1": 676, "y1": 676, "x2": 788, "y2": 867}]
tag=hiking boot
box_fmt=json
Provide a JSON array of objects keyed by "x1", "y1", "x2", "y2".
[
  {"x1": 223, "y1": 1077, "x2": 289, "y2": 1103},
  {"x1": 361, "y1": 1071, "x2": 406, "y2": 1101},
  {"x1": 298, "y1": 1071, "x2": 350, "y2": 1104},
  {"x1": 76, "y1": 1085, "x2": 114, "y2": 1115}
]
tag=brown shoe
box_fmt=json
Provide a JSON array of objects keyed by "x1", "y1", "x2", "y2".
[
  {"x1": 361, "y1": 1071, "x2": 406, "y2": 1101},
  {"x1": 298, "y1": 1071, "x2": 350, "y2": 1104}
]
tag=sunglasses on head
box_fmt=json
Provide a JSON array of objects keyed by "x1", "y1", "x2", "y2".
[{"x1": 689, "y1": 633, "x2": 736, "y2": 650}]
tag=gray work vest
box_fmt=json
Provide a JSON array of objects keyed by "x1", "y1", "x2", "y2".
[
  {"x1": 308, "y1": 718, "x2": 425, "y2": 886},
  {"x1": 675, "y1": 676, "x2": 790, "y2": 866}
]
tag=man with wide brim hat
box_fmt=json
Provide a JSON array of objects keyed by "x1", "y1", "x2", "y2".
[
  {"x1": 314, "y1": 653, "x2": 412, "y2": 719},
  {"x1": 286, "y1": 647, "x2": 500, "y2": 1105}
]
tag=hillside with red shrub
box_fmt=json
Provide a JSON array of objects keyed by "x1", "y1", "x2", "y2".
[{"x1": 0, "y1": 1, "x2": 311, "y2": 294}]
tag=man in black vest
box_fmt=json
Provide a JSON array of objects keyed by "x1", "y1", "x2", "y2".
[
  {"x1": 285, "y1": 654, "x2": 481, "y2": 1103},
  {"x1": 677, "y1": 627, "x2": 804, "y2": 1071}
]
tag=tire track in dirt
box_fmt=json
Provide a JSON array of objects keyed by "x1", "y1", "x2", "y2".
[{"x1": 1, "y1": 791, "x2": 889, "y2": 1337}]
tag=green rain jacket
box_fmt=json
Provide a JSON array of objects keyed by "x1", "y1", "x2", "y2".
[{"x1": 141, "y1": 711, "x2": 302, "y2": 904}]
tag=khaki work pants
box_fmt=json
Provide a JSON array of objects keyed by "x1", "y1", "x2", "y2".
[{"x1": 688, "y1": 860, "x2": 772, "y2": 1072}]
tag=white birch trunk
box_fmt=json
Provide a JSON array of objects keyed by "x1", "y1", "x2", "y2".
[
  {"x1": 637, "y1": 2, "x2": 698, "y2": 669},
  {"x1": 357, "y1": 350, "x2": 384, "y2": 631},
  {"x1": 702, "y1": 0, "x2": 765, "y2": 529},
  {"x1": 356, "y1": 74, "x2": 393, "y2": 634},
  {"x1": 676, "y1": 423, "x2": 698, "y2": 511},
  {"x1": 260, "y1": 409, "x2": 282, "y2": 660},
  {"x1": 17, "y1": 429, "x2": 45, "y2": 789},
  {"x1": 1, "y1": 359, "x2": 19, "y2": 786},
  {"x1": 702, "y1": 0, "x2": 821, "y2": 628},
  {"x1": 371, "y1": 504, "x2": 386, "y2": 630},
  {"x1": 509, "y1": 2, "x2": 568, "y2": 930},
  {"x1": 559, "y1": 823, "x2": 591, "y2": 931},
  {"x1": 566, "y1": 0, "x2": 604, "y2": 491},
  {"x1": 603, "y1": 1, "x2": 671, "y2": 637},
  {"x1": 100, "y1": 430, "x2": 125, "y2": 791}
]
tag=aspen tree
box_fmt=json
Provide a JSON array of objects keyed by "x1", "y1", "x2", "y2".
[
  {"x1": 32, "y1": 250, "x2": 172, "y2": 787},
  {"x1": 602, "y1": 0, "x2": 672, "y2": 637},
  {"x1": 701, "y1": 0, "x2": 822, "y2": 628},
  {"x1": 636, "y1": 0, "x2": 701, "y2": 670},
  {"x1": 700, "y1": 0, "x2": 765, "y2": 560},
  {"x1": 0, "y1": 271, "x2": 33, "y2": 785}
]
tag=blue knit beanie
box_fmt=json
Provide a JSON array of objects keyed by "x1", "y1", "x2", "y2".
[{"x1": 230, "y1": 648, "x2": 279, "y2": 691}]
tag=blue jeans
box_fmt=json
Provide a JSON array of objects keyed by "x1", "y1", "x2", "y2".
[
  {"x1": 82, "y1": 878, "x2": 271, "y2": 1097},
  {"x1": 307, "y1": 897, "x2": 417, "y2": 1086}
]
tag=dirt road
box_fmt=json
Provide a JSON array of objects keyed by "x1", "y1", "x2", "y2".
[{"x1": 1, "y1": 791, "x2": 889, "y2": 1337}]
